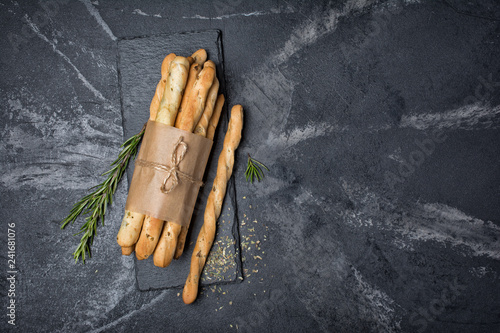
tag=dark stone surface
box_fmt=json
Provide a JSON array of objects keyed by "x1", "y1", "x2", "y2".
[{"x1": 1, "y1": 0, "x2": 499, "y2": 332}]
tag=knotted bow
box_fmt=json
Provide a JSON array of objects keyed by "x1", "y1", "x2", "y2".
[
  {"x1": 160, "y1": 136, "x2": 188, "y2": 193},
  {"x1": 135, "y1": 136, "x2": 202, "y2": 194}
]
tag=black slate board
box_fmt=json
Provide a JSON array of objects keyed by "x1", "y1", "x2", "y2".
[{"x1": 117, "y1": 30, "x2": 242, "y2": 290}]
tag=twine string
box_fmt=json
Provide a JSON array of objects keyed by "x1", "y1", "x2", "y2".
[{"x1": 135, "y1": 136, "x2": 203, "y2": 194}]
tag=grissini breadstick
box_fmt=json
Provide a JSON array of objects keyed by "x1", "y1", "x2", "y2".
[
  {"x1": 118, "y1": 54, "x2": 177, "y2": 255},
  {"x1": 153, "y1": 221, "x2": 180, "y2": 267},
  {"x1": 135, "y1": 56, "x2": 190, "y2": 260},
  {"x1": 122, "y1": 245, "x2": 135, "y2": 256},
  {"x1": 117, "y1": 210, "x2": 145, "y2": 254},
  {"x1": 177, "y1": 49, "x2": 207, "y2": 117},
  {"x1": 174, "y1": 91, "x2": 224, "y2": 260},
  {"x1": 175, "y1": 61, "x2": 216, "y2": 132},
  {"x1": 206, "y1": 94, "x2": 225, "y2": 141},
  {"x1": 174, "y1": 226, "x2": 188, "y2": 260},
  {"x1": 134, "y1": 216, "x2": 163, "y2": 260},
  {"x1": 194, "y1": 77, "x2": 219, "y2": 137},
  {"x1": 152, "y1": 63, "x2": 200, "y2": 266},
  {"x1": 153, "y1": 61, "x2": 216, "y2": 267},
  {"x1": 191, "y1": 48, "x2": 207, "y2": 65},
  {"x1": 177, "y1": 62, "x2": 202, "y2": 118},
  {"x1": 183, "y1": 105, "x2": 243, "y2": 304},
  {"x1": 155, "y1": 56, "x2": 191, "y2": 125},
  {"x1": 150, "y1": 53, "x2": 176, "y2": 121}
]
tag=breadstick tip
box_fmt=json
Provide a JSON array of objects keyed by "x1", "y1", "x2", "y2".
[
  {"x1": 191, "y1": 48, "x2": 207, "y2": 65},
  {"x1": 121, "y1": 246, "x2": 134, "y2": 256},
  {"x1": 171, "y1": 55, "x2": 190, "y2": 69},
  {"x1": 161, "y1": 53, "x2": 176, "y2": 79},
  {"x1": 203, "y1": 60, "x2": 216, "y2": 69},
  {"x1": 183, "y1": 279, "x2": 198, "y2": 304},
  {"x1": 231, "y1": 104, "x2": 244, "y2": 120}
]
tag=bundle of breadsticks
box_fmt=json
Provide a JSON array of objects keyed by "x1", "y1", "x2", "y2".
[
  {"x1": 116, "y1": 49, "x2": 243, "y2": 304},
  {"x1": 117, "y1": 49, "x2": 219, "y2": 267}
]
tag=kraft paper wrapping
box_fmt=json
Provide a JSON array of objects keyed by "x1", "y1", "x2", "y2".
[{"x1": 125, "y1": 120, "x2": 213, "y2": 228}]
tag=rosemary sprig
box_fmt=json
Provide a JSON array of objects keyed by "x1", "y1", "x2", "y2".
[
  {"x1": 61, "y1": 123, "x2": 146, "y2": 263},
  {"x1": 245, "y1": 154, "x2": 269, "y2": 183}
]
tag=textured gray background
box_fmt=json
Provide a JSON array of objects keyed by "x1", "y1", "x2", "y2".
[{"x1": 1, "y1": 0, "x2": 499, "y2": 332}]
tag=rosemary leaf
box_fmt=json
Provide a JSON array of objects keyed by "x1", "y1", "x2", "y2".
[
  {"x1": 61, "y1": 123, "x2": 146, "y2": 263},
  {"x1": 245, "y1": 154, "x2": 269, "y2": 184}
]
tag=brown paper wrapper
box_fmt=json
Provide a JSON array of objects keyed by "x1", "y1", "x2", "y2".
[{"x1": 125, "y1": 120, "x2": 213, "y2": 228}]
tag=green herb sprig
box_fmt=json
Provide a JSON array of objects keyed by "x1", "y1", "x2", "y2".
[
  {"x1": 245, "y1": 154, "x2": 269, "y2": 183},
  {"x1": 60, "y1": 124, "x2": 146, "y2": 263}
]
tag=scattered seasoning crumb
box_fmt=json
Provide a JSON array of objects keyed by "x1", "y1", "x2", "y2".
[
  {"x1": 177, "y1": 293, "x2": 180, "y2": 297},
  {"x1": 196, "y1": 200, "x2": 268, "y2": 302}
]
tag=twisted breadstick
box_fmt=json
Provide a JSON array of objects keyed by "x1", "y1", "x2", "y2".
[
  {"x1": 194, "y1": 77, "x2": 219, "y2": 137},
  {"x1": 206, "y1": 94, "x2": 225, "y2": 141},
  {"x1": 183, "y1": 105, "x2": 243, "y2": 304},
  {"x1": 174, "y1": 92, "x2": 225, "y2": 259}
]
